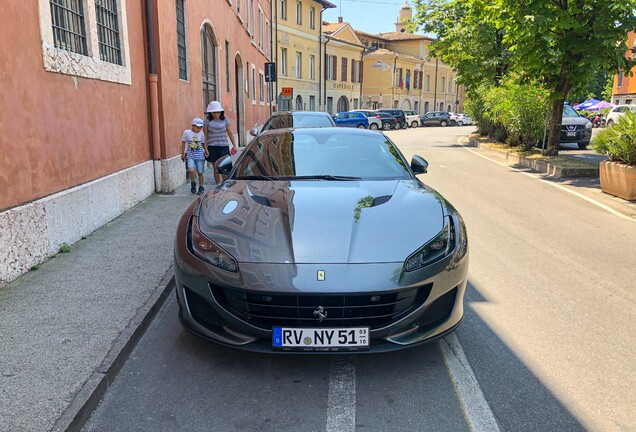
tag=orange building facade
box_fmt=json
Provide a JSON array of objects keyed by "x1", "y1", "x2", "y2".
[
  {"x1": 0, "y1": 0, "x2": 272, "y2": 286},
  {"x1": 612, "y1": 31, "x2": 636, "y2": 105}
]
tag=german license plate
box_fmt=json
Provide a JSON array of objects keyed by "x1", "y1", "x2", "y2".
[
  {"x1": 567, "y1": 131, "x2": 576, "y2": 137},
  {"x1": 272, "y1": 327, "x2": 370, "y2": 351}
]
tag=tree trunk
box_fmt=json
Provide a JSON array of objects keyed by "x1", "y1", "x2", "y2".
[{"x1": 545, "y1": 96, "x2": 565, "y2": 156}]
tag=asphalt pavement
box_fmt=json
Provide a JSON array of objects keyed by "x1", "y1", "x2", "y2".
[{"x1": 1, "y1": 128, "x2": 633, "y2": 432}]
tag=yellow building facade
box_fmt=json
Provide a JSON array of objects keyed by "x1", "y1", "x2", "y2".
[
  {"x1": 275, "y1": 0, "x2": 335, "y2": 111},
  {"x1": 322, "y1": 20, "x2": 365, "y2": 113},
  {"x1": 356, "y1": 30, "x2": 465, "y2": 115}
]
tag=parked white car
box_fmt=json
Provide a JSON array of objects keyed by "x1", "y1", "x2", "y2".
[
  {"x1": 349, "y1": 110, "x2": 382, "y2": 130},
  {"x1": 402, "y1": 110, "x2": 421, "y2": 128},
  {"x1": 606, "y1": 105, "x2": 636, "y2": 126},
  {"x1": 456, "y1": 114, "x2": 473, "y2": 126}
]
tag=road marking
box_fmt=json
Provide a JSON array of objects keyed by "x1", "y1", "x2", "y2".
[
  {"x1": 326, "y1": 356, "x2": 356, "y2": 432},
  {"x1": 460, "y1": 141, "x2": 635, "y2": 222},
  {"x1": 440, "y1": 334, "x2": 500, "y2": 432}
]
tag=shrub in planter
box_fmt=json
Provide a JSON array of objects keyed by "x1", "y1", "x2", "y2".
[{"x1": 592, "y1": 111, "x2": 636, "y2": 200}]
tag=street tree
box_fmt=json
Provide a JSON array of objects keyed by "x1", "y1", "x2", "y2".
[
  {"x1": 410, "y1": 0, "x2": 512, "y2": 89},
  {"x1": 493, "y1": 0, "x2": 636, "y2": 155}
]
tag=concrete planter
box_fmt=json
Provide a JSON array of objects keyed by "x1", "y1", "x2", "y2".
[{"x1": 599, "y1": 161, "x2": 636, "y2": 201}]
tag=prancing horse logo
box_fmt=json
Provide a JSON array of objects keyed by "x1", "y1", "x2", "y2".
[{"x1": 313, "y1": 306, "x2": 328, "y2": 322}]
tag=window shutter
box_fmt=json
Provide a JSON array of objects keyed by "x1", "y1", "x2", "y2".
[
  {"x1": 341, "y1": 58, "x2": 347, "y2": 81},
  {"x1": 351, "y1": 60, "x2": 355, "y2": 83},
  {"x1": 325, "y1": 52, "x2": 329, "y2": 79},
  {"x1": 332, "y1": 56, "x2": 337, "y2": 81}
]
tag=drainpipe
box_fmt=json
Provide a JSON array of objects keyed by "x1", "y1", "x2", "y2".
[
  {"x1": 323, "y1": 38, "x2": 330, "y2": 112},
  {"x1": 358, "y1": 48, "x2": 363, "y2": 108},
  {"x1": 319, "y1": 8, "x2": 325, "y2": 109},
  {"x1": 145, "y1": 0, "x2": 161, "y2": 193}
]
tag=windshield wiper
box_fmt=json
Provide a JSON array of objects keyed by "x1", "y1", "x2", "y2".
[
  {"x1": 234, "y1": 174, "x2": 278, "y2": 181},
  {"x1": 286, "y1": 175, "x2": 362, "y2": 181}
]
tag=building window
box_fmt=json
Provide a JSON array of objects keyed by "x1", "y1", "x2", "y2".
[
  {"x1": 296, "y1": 52, "x2": 302, "y2": 78},
  {"x1": 296, "y1": 1, "x2": 302, "y2": 25},
  {"x1": 341, "y1": 58, "x2": 348, "y2": 81},
  {"x1": 281, "y1": 48, "x2": 287, "y2": 76},
  {"x1": 225, "y1": 41, "x2": 230, "y2": 91},
  {"x1": 617, "y1": 72, "x2": 623, "y2": 87},
  {"x1": 41, "y1": 0, "x2": 131, "y2": 84},
  {"x1": 95, "y1": 0, "x2": 122, "y2": 65},
  {"x1": 309, "y1": 7, "x2": 315, "y2": 29},
  {"x1": 250, "y1": 0, "x2": 254, "y2": 36},
  {"x1": 326, "y1": 55, "x2": 337, "y2": 80},
  {"x1": 258, "y1": 9, "x2": 263, "y2": 49},
  {"x1": 426, "y1": 75, "x2": 430, "y2": 91},
  {"x1": 424, "y1": 101, "x2": 429, "y2": 113},
  {"x1": 281, "y1": 0, "x2": 287, "y2": 20},
  {"x1": 176, "y1": 0, "x2": 187, "y2": 80},
  {"x1": 246, "y1": 61, "x2": 250, "y2": 97},
  {"x1": 440, "y1": 77, "x2": 446, "y2": 93},
  {"x1": 310, "y1": 95, "x2": 315, "y2": 110},
  {"x1": 252, "y1": 67, "x2": 256, "y2": 102},
  {"x1": 259, "y1": 72, "x2": 264, "y2": 102},
  {"x1": 49, "y1": 0, "x2": 88, "y2": 55},
  {"x1": 309, "y1": 55, "x2": 315, "y2": 80}
]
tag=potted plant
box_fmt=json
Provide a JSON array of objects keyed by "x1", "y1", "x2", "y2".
[{"x1": 591, "y1": 111, "x2": 636, "y2": 201}]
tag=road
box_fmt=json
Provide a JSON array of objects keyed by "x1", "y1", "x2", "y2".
[{"x1": 83, "y1": 126, "x2": 635, "y2": 432}]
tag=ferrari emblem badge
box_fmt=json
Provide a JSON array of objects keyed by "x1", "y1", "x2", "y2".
[{"x1": 317, "y1": 270, "x2": 325, "y2": 281}]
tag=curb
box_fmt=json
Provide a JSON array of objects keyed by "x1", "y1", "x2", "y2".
[
  {"x1": 468, "y1": 137, "x2": 599, "y2": 178},
  {"x1": 51, "y1": 269, "x2": 176, "y2": 432}
]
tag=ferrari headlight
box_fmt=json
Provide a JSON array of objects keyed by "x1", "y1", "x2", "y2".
[
  {"x1": 405, "y1": 219, "x2": 453, "y2": 272},
  {"x1": 189, "y1": 217, "x2": 238, "y2": 272}
]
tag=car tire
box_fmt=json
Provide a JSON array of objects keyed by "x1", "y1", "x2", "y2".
[
  {"x1": 440, "y1": 120, "x2": 448, "y2": 127},
  {"x1": 606, "y1": 120, "x2": 614, "y2": 126},
  {"x1": 402, "y1": 122, "x2": 408, "y2": 129},
  {"x1": 578, "y1": 141, "x2": 589, "y2": 150},
  {"x1": 411, "y1": 121, "x2": 418, "y2": 128},
  {"x1": 370, "y1": 123, "x2": 379, "y2": 130},
  {"x1": 383, "y1": 122, "x2": 392, "y2": 130},
  {"x1": 458, "y1": 121, "x2": 464, "y2": 126},
  {"x1": 357, "y1": 124, "x2": 366, "y2": 129}
]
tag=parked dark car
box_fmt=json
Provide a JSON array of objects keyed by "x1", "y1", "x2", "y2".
[
  {"x1": 377, "y1": 109, "x2": 407, "y2": 129},
  {"x1": 420, "y1": 111, "x2": 455, "y2": 127},
  {"x1": 374, "y1": 111, "x2": 399, "y2": 131},
  {"x1": 560, "y1": 105, "x2": 592, "y2": 149},
  {"x1": 333, "y1": 111, "x2": 369, "y2": 129},
  {"x1": 250, "y1": 111, "x2": 335, "y2": 136},
  {"x1": 173, "y1": 127, "x2": 469, "y2": 353}
]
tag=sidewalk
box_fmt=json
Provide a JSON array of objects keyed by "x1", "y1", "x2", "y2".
[{"x1": 0, "y1": 169, "x2": 215, "y2": 432}]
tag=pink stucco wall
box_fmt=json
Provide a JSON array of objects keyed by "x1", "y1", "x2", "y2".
[
  {"x1": 0, "y1": 1, "x2": 151, "y2": 212},
  {"x1": 155, "y1": 0, "x2": 272, "y2": 157}
]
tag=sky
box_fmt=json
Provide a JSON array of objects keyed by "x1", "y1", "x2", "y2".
[{"x1": 322, "y1": 0, "x2": 412, "y2": 34}]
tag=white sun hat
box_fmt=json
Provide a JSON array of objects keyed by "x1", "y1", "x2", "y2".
[{"x1": 206, "y1": 101, "x2": 224, "y2": 113}]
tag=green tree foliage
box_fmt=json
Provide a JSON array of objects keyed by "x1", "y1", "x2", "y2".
[
  {"x1": 412, "y1": 0, "x2": 636, "y2": 155},
  {"x1": 496, "y1": 0, "x2": 636, "y2": 155},
  {"x1": 410, "y1": 0, "x2": 512, "y2": 89}
]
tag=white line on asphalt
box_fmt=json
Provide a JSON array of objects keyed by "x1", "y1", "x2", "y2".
[
  {"x1": 460, "y1": 141, "x2": 635, "y2": 222},
  {"x1": 440, "y1": 334, "x2": 500, "y2": 432},
  {"x1": 326, "y1": 356, "x2": 356, "y2": 432}
]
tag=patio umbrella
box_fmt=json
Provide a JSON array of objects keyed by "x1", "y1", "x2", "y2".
[
  {"x1": 586, "y1": 101, "x2": 614, "y2": 111},
  {"x1": 576, "y1": 98, "x2": 601, "y2": 110}
]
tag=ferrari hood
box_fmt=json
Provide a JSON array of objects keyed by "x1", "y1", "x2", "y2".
[{"x1": 198, "y1": 180, "x2": 446, "y2": 264}]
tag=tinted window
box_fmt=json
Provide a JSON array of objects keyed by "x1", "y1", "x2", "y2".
[
  {"x1": 233, "y1": 130, "x2": 411, "y2": 180},
  {"x1": 262, "y1": 113, "x2": 335, "y2": 131}
]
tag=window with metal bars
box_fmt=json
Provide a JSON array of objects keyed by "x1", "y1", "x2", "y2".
[
  {"x1": 176, "y1": 0, "x2": 187, "y2": 80},
  {"x1": 49, "y1": 0, "x2": 88, "y2": 55},
  {"x1": 95, "y1": 0, "x2": 122, "y2": 65}
]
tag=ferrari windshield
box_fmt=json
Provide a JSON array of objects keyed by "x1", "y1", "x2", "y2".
[{"x1": 232, "y1": 129, "x2": 412, "y2": 180}]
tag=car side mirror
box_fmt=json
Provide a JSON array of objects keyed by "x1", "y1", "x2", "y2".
[
  {"x1": 411, "y1": 155, "x2": 428, "y2": 174},
  {"x1": 216, "y1": 155, "x2": 233, "y2": 176},
  {"x1": 249, "y1": 127, "x2": 259, "y2": 137}
]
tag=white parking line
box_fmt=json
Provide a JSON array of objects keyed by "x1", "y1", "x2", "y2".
[
  {"x1": 440, "y1": 334, "x2": 500, "y2": 432},
  {"x1": 459, "y1": 141, "x2": 635, "y2": 222},
  {"x1": 326, "y1": 356, "x2": 356, "y2": 432}
]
